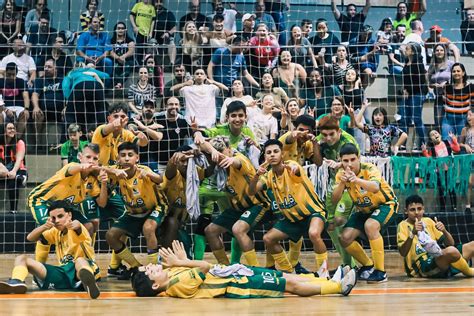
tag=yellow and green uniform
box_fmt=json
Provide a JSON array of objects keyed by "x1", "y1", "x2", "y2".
[
  {"x1": 278, "y1": 132, "x2": 313, "y2": 166},
  {"x1": 80, "y1": 176, "x2": 102, "y2": 220},
  {"x1": 92, "y1": 125, "x2": 138, "y2": 166},
  {"x1": 130, "y1": 2, "x2": 156, "y2": 36},
  {"x1": 28, "y1": 163, "x2": 96, "y2": 225}
]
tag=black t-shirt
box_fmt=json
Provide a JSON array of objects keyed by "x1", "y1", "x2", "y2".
[
  {"x1": 402, "y1": 63, "x2": 428, "y2": 96},
  {"x1": 0, "y1": 78, "x2": 26, "y2": 108},
  {"x1": 154, "y1": 8, "x2": 176, "y2": 40},
  {"x1": 33, "y1": 77, "x2": 65, "y2": 109},
  {"x1": 154, "y1": 113, "x2": 193, "y2": 164},
  {"x1": 26, "y1": 26, "x2": 57, "y2": 58},
  {"x1": 110, "y1": 37, "x2": 134, "y2": 61},
  {"x1": 337, "y1": 13, "x2": 366, "y2": 43},
  {"x1": 43, "y1": 52, "x2": 74, "y2": 78}
]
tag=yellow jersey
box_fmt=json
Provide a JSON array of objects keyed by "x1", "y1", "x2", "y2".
[
  {"x1": 110, "y1": 165, "x2": 167, "y2": 216},
  {"x1": 397, "y1": 218, "x2": 444, "y2": 277},
  {"x1": 28, "y1": 163, "x2": 98, "y2": 207},
  {"x1": 278, "y1": 132, "x2": 313, "y2": 165},
  {"x1": 335, "y1": 162, "x2": 397, "y2": 213},
  {"x1": 41, "y1": 223, "x2": 99, "y2": 275},
  {"x1": 261, "y1": 160, "x2": 325, "y2": 222},
  {"x1": 92, "y1": 124, "x2": 137, "y2": 166}
]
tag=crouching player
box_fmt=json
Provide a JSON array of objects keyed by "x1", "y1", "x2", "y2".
[
  {"x1": 132, "y1": 240, "x2": 357, "y2": 298},
  {"x1": 398, "y1": 194, "x2": 474, "y2": 278},
  {"x1": 0, "y1": 201, "x2": 100, "y2": 299}
]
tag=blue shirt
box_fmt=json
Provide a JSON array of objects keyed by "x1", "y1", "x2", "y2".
[
  {"x1": 77, "y1": 31, "x2": 111, "y2": 58},
  {"x1": 211, "y1": 47, "x2": 247, "y2": 88}
]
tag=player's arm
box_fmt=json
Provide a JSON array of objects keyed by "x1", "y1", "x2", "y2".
[
  {"x1": 96, "y1": 169, "x2": 109, "y2": 208},
  {"x1": 27, "y1": 218, "x2": 55, "y2": 242},
  {"x1": 66, "y1": 163, "x2": 99, "y2": 177},
  {"x1": 398, "y1": 222, "x2": 419, "y2": 257},
  {"x1": 141, "y1": 168, "x2": 163, "y2": 185},
  {"x1": 66, "y1": 220, "x2": 85, "y2": 240},
  {"x1": 353, "y1": 177, "x2": 380, "y2": 193},
  {"x1": 312, "y1": 141, "x2": 323, "y2": 166},
  {"x1": 100, "y1": 118, "x2": 125, "y2": 137},
  {"x1": 331, "y1": 178, "x2": 346, "y2": 205},
  {"x1": 160, "y1": 241, "x2": 211, "y2": 274},
  {"x1": 434, "y1": 218, "x2": 455, "y2": 247},
  {"x1": 249, "y1": 162, "x2": 269, "y2": 196}
]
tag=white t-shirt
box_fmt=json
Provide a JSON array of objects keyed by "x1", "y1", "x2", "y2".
[
  {"x1": 219, "y1": 95, "x2": 255, "y2": 123},
  {"x1": 0, "y1": 53, "x2": 36, "y2": 81},
  {"x1": 180, "y1": 84, "x2": 220, "y2": 129},
  {"x1": 209, "y1": 9, "x2": 237, "y2": 33},
  {"x1": 248, "y1": 112, "x2": 278, "y2": 145}
]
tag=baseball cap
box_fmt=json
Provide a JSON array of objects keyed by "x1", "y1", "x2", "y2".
[
  {"x1": 242, "y1": 13, "x2": 256, "y2": 23},
  {"x1": 430, "y1": 25, "x2": 443, "y2": 32}
]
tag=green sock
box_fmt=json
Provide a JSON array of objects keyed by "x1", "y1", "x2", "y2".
[
  {"x1": 328, "y1": 227, "x2": 356, "y2": 267},
  {"x1": 178, "y1": 229, "x2": 193, "y2": 259},
  {"x1": 230, "y1": 237, "x2": 242, "y2": 264},
  {"x1": 193, "y1": 234, "x2": 206, "y2": 260}
]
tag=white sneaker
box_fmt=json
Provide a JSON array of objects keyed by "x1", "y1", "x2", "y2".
[
  {"x1": 331, "y1": 266, "x2": 343, "y2": 283},
  {"x1": 340, "y1": 269, "x2": 357, "y2": 296},
  {"x1": 316, "y1": 260, "x2": 329, "y2": 279}
]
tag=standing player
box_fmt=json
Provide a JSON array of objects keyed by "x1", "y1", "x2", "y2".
[
  {"x1": 398, "y1": 194, "x2": 474, "y2": 278},
  {"x1": 28, "y1": 144, "x2": 107, "y2": 263},
  {"x1": 249, "y1": 139, "x2": 328, "y2": 273},
  {"x1": 333, "y1": 143, "x2": 398, "y2": 283},
  {"x1": 0, "y1": 201, "x2": 100, "y2": 299},
  {"x1": 104, "y1": 142, "x2": 167, "y2": 278}
]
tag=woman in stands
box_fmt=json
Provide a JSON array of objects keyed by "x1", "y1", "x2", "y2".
[
  {"x1": 178, "y1": 21, "x2": 208, "y2": 74},
  {"x1": 0, "y1": 0, "x2": 21, "y2": 57},
  {"x1": 324, "y1": 44, "x2": 354, "y2": 86},
  {"x1": 309, "y1": 18, "x2": 340, "y2": 67},
  {"x1": 248, "y1": 23, "x2": 280, "y2": 81},
  {"x1": 255, "y1": 72, "x2": 289, "y2": 109},
  {"x1": 287, "y1": 24, "x2": 317, "y2": 71},
  {"x1": 127, "y1": 66, "x2": 157, "y2": 116},
  {"x1": 272, "y1": 50, "x2": 307, "y2": 99},
  {"x1": 144, "y1": 54, "x2": 164, "y2": 98},
  {"x1": 0, "y1": 122, "x2": 27, "y2": 214},
  {"x1": 79, "y1": 0, "x2": 105, "y2": 32},
  {"x1": 24, "y1": 0, "x2": 51, "y2": 33},
  {"x1": 280, "y1": 97, "x2": 303, "y2": 133},
  {"x1": 110, "y1": 21, "x2": 135, "y2": 90}
]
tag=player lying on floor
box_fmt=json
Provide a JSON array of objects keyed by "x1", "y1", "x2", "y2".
[
  {"x1": 131, "y1": 240, "x2": 357, "y2": 298},
  {"x1": 0, "y1": 200, "x2": 101, "y2": 299},
  {"x1": 397, "y1": 194, "x2": 474, "y2": 278}
]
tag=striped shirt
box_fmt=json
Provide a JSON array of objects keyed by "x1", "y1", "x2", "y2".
[
  {"x1": 128, "y1": 83, "x2": 156, "y2": 111},
  {"x1": 443, "y1": 83, "x2": 474, "y2": 114}
]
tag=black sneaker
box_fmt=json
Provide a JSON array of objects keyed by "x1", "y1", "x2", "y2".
[
  {"x1": 0, "y1": 279, "x2": 27, "y2": 294},
  {"x1": 356, "y1": 265, "x2": 374, "y2": 281},
  {"x1": 107, "y1": 264, "x2": 127, "y2": 277},
  {"x1": 366, "y1": 269, "x2": 388, "y2": 283},
  {"x1": 78, "y1": 269, "x2": 100, "y2": 299},
  {"x1": 294, "y1": 262, "x2": 311, "y2": 274},
  {"x1": 117, "y1": 267, "x2": 139, "y2": 281}
]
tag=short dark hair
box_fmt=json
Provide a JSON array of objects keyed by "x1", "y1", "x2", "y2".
[
  {"x1": 226, "y1": 101, "x2": 246, "y2": 116},
  {"x1": 47, "y1": 200, "x2": 76, "y2": 214},
  {"x1": 118, "y1": 142, "x2": 139, "y2": 154},
  {"x1": 131, "y1": 271, "x2": 161, "y2": 297},
  {"x1": 339, "y1": 143, "x2": 359, "y2": 157},
  {"x1": 213, "y1": 14, "x2": 225, "y2": 22},
  {"x1": 263, "y1": 139, "x2": 283, "y2": 151},
  {"x1": 294, "y1": 114, "x2": 315, "y2": 131},
  {"x1": 405, "y1": 195, "x2": 424, "y2": 208},
  {"x1": 5, "y1": 62, "x2": 17, "y2": 72},
  {"x1": 108, "y1": 102, "x2": 129, "y2": 115},
  {"x1": 83, "y1": 143, "x2": 100, "y2": 155},
  {"x1": 231, "y1": 36, "x2": 245, "y2": 45},
  {"x1": 301, "y1": 19, "x2": 312, "y2": 26},
  {"x1": 143, "y1": 100, "x2": 156, "y2": 108}
]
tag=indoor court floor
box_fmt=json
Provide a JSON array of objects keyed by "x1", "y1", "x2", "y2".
[{"x1": 0, "y1": 252, "x2": 472, "y2": 315}]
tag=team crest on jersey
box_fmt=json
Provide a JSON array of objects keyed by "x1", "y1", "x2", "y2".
[
  {"x1": 65, "y1": 196, "x2": 75, "y2": 203},
  {"x1": 133, "y1": 188, "x2": 140, "y2": 195},
  {"x1": 133, "y1": 178, "x2": 138, "y2": 186}
]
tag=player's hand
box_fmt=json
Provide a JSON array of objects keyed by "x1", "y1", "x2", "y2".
[
  {"x1": 159, "y1": 247, "x2": 181, "y2": 267},
  {"x1": 136, "y1": 131, "x2": 147, "y2": 142},
  {"x1": 244, "y1": 136, "x2": 258, "y2": 148},
  {"x1": 256, "y1": 160, "x2": 269, "y2": 176},
  {"x1": 291, "y1": 129, "x2": 309, "y2": 140},
  {"x1": 114, "y1": 168, "x2": 129, "y2": 179},
  {"x1": 414, "y1": 217, "x2": 423, "y2": 233},
  {"x1": 283, "y1": 162, "x2": 299, "y2": 176},
  {"x1": 219, "y1": 156, "x2": 235, "y2": 168},
  {"x1": 434, "y1": 217, "x2": 446, "y2": 232},
  {"x1": 112, "y1": 117, "x2": 124, "y2": 131},
  {"x1": 66, "y1": 219, "x2": 81, "y2": 231},
  {"x1": 138, "y1": 168, "x2": 149, "y2": 179},
  {"x1": 43, "y1": 217, "x2": 55, "y2": 230},
  {"x1": 99, "y1": 169, "x2": 108, "y2": 183},
  {"x1": 171, "y1": 240, "x2": 188, "y2": 260},
  {"x1": 80, "y1": 163, "x2": 98, "y2": 172},
  {"x1": 211, "y1": 149, "x2": 222, "y2": 163},
  {"x1": 324, "y1": 158, "x2": 341, "y2": 170}
]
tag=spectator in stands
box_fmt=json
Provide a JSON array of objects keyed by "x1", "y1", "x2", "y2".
[
  {"x1": 393, "y1": 0, "x2": 426, "y2": 35},
  {"x1": 43, "y1": 32, "x2": 72, "y2": 78},
  {"x1": 60, "y1": 123, "x2": 88, "y2": 166},
  {"x1": 280, "y1": 97, "x2": 303, "y2": 132},
  {"x1": 130, "y1": 0, "x2": 155, "y2": 64},
  {"x1": 388, "y1": 24, "x2": 406, "y2": 76},
  {"x1": 24, "y1": 0, "x2": 50, "y2": 33},
  {"x1": 0, "y1": 0, "x2": 21, "y2": 57},
  {"x1": 401, "y1": 19, "x2": 426, "y2": 66},
  {"x1": 0, "y1": 37, "x2": 36, "y2": 88},
  {"x1": 128, "y1": 66, "x2": 157, "y2": 117},
  {"x1": 401, "y1": 42, "x2": 427, "y2": 150},
  {"x1": 219, "y1": 79, "x2": 255, "y2": 124},
  {"x1": 0, "y1": 121, "x2": 26, "y2": 214},
  {"x1": 330, "y1": 0, "x2": 371, "y2": 44},
  {"x1": 348, "y1": 24, "x2": 379, "y2": 88},
  {"x1": 152, "y1": 0, "x2": 177, "y2": 68},
  {"x1": 255, "y1": 72, "x2": 288, "y2": 109},
  {"x1": 272, "y1": 50, "x2": 307, "y2": 99},
  {"x1": 207, "y1": 36, "x2": 259, "y2": 89},
  {"x1": 263, "y1": 0, "x2": 289, "y2": 46},
  {"x1": 206, "y1": 14, "x2": 233, "y2": 49},
  {"x1": 62, "y1": 63, "x2": 109, "y2": 130},
  {"x1": 460, "y1": 111, "x2": 474, "y2": 213},
  {"x1": 178, "y1": 20, "x2": 208, "y2": 74},
  {"x1": 324, "y1": 44, "x2": 355, "y2": 86},
  {"x1": 441, "y1": 62, "x2": 473, "y2": 139},
  {"x1": 208, "y1": 0, "x2": 238, "y2": 33},
  {"x1": 254, "y1": 1, "x2": 276, "y2": 34},
  {"x1": 424, "y1": 25, "x2": 460, "y2": 64},
  {"x1": 287, "y1": 24, "x2": 317, "y2": 71},
  {"x1": 428, "y1": 43, "x2": 454, "y2": 131},
  {"x1": 316, "y1": 96, "x2": 352, "y2": 132},
  {"x1": 79, "y1": 0, "x2": 104, "y2": 32},
  {"x1": 0, "y1": 62, "x2": 29, "y2": 138},
  {"x1": 248, "y1": 23, "x2": 279, "y2": 80},
  {"x1": 177, "y1": 68, "x2": 228, "y2": 129},
  {"x1": 376, "y1": 18, "x2": 393, "y2": 49},
  {"x1": 460, "y1": 8, "x2": 474, "y2": 55},
  {"x1": 76, "y1": 16, "x2": 113, "y2": 76},
  {"x1": 239, "y1": 13, "x2": 255, "y2": 41},
  {"x1": 309, "y1": 19, "x2": 340, "y2": 66},
  {"x1": 179, "y1": 0, "x2": 211, "y2": 34},
  {"x1": 144, "y1": 54, "x2": 164, "y2": 98},
  {"x1": 303, "y1": 67, "x2": 340, "y2": 118},
  {"x1": 248, "y1": 93, "x2": 278, "y2": 145},
  {"x1": 165, "y1": 63, "x2": 189, "y2": 103},
  {"x1": 300, "y1": 19, "x2": 312, "y2": 38},
  {"x1": 26, "y1": 13, "x2": 56, "y2": 73},
  {"x1": 109, "y1": 21, "x2": 135, "y2": 90}
]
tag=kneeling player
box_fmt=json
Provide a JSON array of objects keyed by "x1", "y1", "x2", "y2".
[
  {"x1": 132, "y1": 241, "x2": 356, "y2": 298},
  {"x1": 0, "y1": 201, "x2": 100, "y2": 299},
  {"x1": 398, "y1": 194, "x2": 474, "y2": 278}
]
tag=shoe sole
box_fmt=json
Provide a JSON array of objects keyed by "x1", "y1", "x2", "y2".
[
  {"x1": 79, "y1": 269, "x2": 100, "y2": 299},
  {"x1": 341, "y1": 271, "x2": 358, "y2": 296},
  {"x1": 0, "y1": 281, "x2": 27, "y2": 294},
  {"x1": 367, "y1": 277, "x2": 388, "y2": 284}
]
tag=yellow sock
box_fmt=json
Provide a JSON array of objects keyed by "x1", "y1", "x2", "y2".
[
  {"x1": 451, "y1": 257, "x2": 474, "y2": 277},
  {"x1": 315, "y1": 252, "x2": 328, "y2": 270},
  {"x1": 109, "y1": 251, "x2": 121, "y2": 269},
  {"x1": 243, "y1": 249, "x2": 259, "y2": 266},
  {"x1": 117, "y1": 247, "x2": 141, "y2": 268},
  {"x1": 288, "y1": 238, "x2": 303, "y2": 267},
  {"x1": 35, "y1": 242, "x2": 50, "y2": 263},
  {"x1": 345, "y1": 241, "x2": 373, "y2": 267},
  {"x1": 212, "y1": 248, "x2": 230, "y2": 265},
  {"x1": 272, "y1": 251, "x2": 293, "y2": 272},
  {"x1": 320, "y1": 280, "x2": 342, "y2": 295},
  {"x1": 304, "y1": 275, "x2": 328, "y2": 284},
  {"x1": 91, "y1": 232, "x2": 97, "y2": 247},
  {"x1": 147, "y1": 252, "x2": 159, "y2": 264},
  {"x1": 11, "y1": 266, "x2": 29, "y2": 282},
  {"x1": 369, "y1": 237, "x2": 385, "y2": 271},
  {"x1": 265, "y1": 250, "x2": 275, "y2": 268}
]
